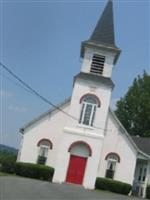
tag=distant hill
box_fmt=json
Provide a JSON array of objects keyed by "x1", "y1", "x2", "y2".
[{"x1": 0, "y1": 144, "x2": 18, "y2": 155}]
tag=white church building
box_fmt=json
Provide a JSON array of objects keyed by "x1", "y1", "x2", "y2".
[{"x1": 18, "y1": 1, "x2": 150, "y2": 198}]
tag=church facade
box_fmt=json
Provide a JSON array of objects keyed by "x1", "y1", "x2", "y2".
[{"x1": 17, "y1": 1, "x2": 150, "y2": 198}]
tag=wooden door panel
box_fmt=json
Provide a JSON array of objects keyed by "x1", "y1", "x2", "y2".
[{"x1": 66, "y1": 155, "x2": 87, "y2": 185}]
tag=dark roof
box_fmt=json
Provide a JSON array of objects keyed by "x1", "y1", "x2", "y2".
[
  {"x1": 132, "y1": 136, "x2": 150, "y2": 156},
  {"x1": 89, "y1": 0, "x2": 116, "y2": 48}
]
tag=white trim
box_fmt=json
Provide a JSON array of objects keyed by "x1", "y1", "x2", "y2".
[
  {"x1": 38, "y1": 145, "x2": 49, "y2": 157},
  {"x1": 64, "y1": 126, "x2": 104, "y2": 139},
  {"x1": 77, "y1": 124, "x2": 94, "y2": 130},
  {"x1": 79, "y1": 101, "x2": 97, "y2": 126}
]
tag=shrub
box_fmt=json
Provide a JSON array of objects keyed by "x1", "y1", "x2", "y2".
[
  {"x1": 1, "y1": 155, "x2": 17, "y2": 174},
  {"x1": 15, "y1": 162, "x2": 54, "y2": 181},
  {"x1": 95, "y1": 177, "x2": 132, "y2": 195},
  {"x1": 146, "y1": 185, "x2": 150, "y2": 199},
  {"x1": 0, "y1": 150, "x2": 17, "y2": 164}
]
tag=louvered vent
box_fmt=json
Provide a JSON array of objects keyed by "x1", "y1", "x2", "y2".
[{"x1": 90, "y1": 54, "x2": 105, "y2": 75}]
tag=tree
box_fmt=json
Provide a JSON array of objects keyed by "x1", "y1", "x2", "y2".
[{"x1": 115, "y1": 71, "x2": 150, "y2": 137}]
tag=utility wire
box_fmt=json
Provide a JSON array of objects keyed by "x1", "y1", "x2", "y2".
[
  {"x1": 0, "y1": 62, "x2": 107, "y2": 131},
  {"x1": 0, "y1": 62, "x2": 77, "y2": 121},
  {"x1": 0, "y1": 72, "x2": 34, "y2": 95}
]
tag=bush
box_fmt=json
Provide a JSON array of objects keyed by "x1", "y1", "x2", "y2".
[
  {"x1": 0, "y1": 150, "x2": 17, "y2": 164},
  {"x1": 1, "y1": 155, "x2": 17, "y2": 174},
  {"x1": 95, "y1": 177, "x2": 132, "y2": 195},
  {"x1": 146, "y1": 185, "x2": 150, "y2": 199},
  {"x1": 15, "y1": 162, "x2": 54, "y2": 181}
]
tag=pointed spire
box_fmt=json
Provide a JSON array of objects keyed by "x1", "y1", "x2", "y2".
[
  {"x1": 89, "y1": 0, "x2": 115, "y2": 47},
  {"x1": 81, "y1": 0, "x2": 121, "y2": 63}
]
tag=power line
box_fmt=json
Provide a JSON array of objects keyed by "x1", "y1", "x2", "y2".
[
  {"x1": 0, "y1": 62, "x2": 108, "y2": 131},
  {"x1": 0, "y1": 72, "x2": 34, "y2": 95},
  {"x1": 0, "y1": 62, "x2": 77, "y2": 121}
]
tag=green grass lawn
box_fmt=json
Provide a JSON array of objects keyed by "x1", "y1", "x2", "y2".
[
  {"x1": 0, "y1": 171, "x2": 17, "y2": 176},
  {"x1": 0, "y1": 171, "x2": 10, "y2": 176}
]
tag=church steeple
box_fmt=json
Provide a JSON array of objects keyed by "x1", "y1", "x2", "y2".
[
  {"x1": 81, "y1": 0, "x2": 121, "y2": 64},
  {"x1": 90, "y1": 0, "x2": 115, "y2": 47}
]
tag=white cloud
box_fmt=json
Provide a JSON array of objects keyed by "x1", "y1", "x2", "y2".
[
  {"x1": 0, "y1": 90, "x2": 13, "y2": 98},
  {"x1": 110, "y1": 98, "x2": 120, "y2": 111},
  {"x1": 8, "y1": 105, "x2": 27, "y2": 113}
]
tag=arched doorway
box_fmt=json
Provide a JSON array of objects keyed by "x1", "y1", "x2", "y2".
[{"x1": 66, "y1": 141, "x2": 92, "y2": 185}]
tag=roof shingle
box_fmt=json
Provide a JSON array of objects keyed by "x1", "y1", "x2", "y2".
[
  {"x1": 89, "y1": 0, "x2": 116, "y2": 48},
  {"x1": 132, "y1": 136, "x2": 150, "y2": 156}
]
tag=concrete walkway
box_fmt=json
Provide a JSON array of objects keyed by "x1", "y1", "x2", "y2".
[{"x1": 0, "y1": 176, "x2": 144, "y2": 200}]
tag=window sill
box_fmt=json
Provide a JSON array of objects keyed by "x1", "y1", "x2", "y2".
[
  {"x1": 64, "y1": 126, "x2": 104, "y2": 139},
  {"x1": 77, "y1": 124, "x2": 94, "y2": 130}
]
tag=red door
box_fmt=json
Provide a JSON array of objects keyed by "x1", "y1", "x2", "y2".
[{"x1": 66, "y1": 155, "x2": 87, "y2": 185}]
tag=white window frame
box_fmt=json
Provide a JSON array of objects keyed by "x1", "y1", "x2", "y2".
[
  {"x1": 39, "y1": 145, "x2": 49, "y2": 158},
  {"x1": 107, "y1": 158, "x2": 117, "y2": 171},
  {"x1": 79, "y1": 101, "x2": 97, "y2": 126},
  {"x1": 105, "y1": 156, "x2": 119, "y2": 179},
  {"x1": 138, "y1": 165, "x2": 147, "y2": 183}
]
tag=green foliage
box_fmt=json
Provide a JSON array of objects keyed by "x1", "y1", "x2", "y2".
[
  {"x1": 0, "y1": 150, "x2": 17, "y2": 164},
  {"x1": 0, "y1": 172, "x2": 10, "y2": 176},
  {"x1": 95, "y1": 177, "x2": 132, "y2": 195},
  {"x1": 0, "y1": 150, "x2": 17, "y2": 173},
  {"x1": 1, "y1": 158, "x2": 16, "y2": 174},
  {"x1": 0, "y1": 148, "x2": 54, "y2": 181},
  {"x1": 146, "y1": 185, "x2": 150, "y2": 199},
  {"x1": 115, "y1": 71, "x2": 150, "y2": 137},
  {"x1": 15, "y1": 162, "x2": 54, "y2": 181}
]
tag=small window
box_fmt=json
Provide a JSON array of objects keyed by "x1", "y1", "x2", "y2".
[
  {"x1": 138, "y1": 167, "x2": 147, "y2": 182},
  {"x1": 138, "y1": 168, "x2": 142, "y2": 181},
  {"x1": 39, "y1": 145, "x2": 49, "y2": 157},
  {"x1": 90, "y1": 54, "x2": 105, "y2": 75},
  {"x1": 106, "y1": 160, "x2": 116, "y2": 179},
  {"x1": 142, "y1": 168, "x2": 147, "y2": 182},
  {"x1": 105, "y1": 153, "x2": 120, "y2": 179},
  {"x1": 37, "y1": 139, "x2": 52, "y2": 165},
  {"x1": 79, "y1": 95, "x2": 100, "y2": 126}
]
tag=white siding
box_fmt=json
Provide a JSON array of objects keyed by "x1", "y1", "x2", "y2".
[
  {"x1": 66, "y1": 77, "x2": 112, "y2": 137},
  {"x1": 81, "y1": 47, "x2": 115, "y2": 78},
  {"x1": 53, "y1": 129, "x2": 104, "y2": 189},
  {"x1": 97, "y1": 111, "x2": 137, "y2": 185},
  {"x1": 18, "y1": 102, "x2": 70, "y2": 168}
]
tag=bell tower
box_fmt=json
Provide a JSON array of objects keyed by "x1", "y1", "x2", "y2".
[
  {"x1": 53, "y1": 0, "x2": 121, "y2": 189},
  {"x1": 64, "y1": 0, "x2": 121, "y2": 134},
  {"x1": 80, "y1": 0, "x2": 121, "y2": 78}
]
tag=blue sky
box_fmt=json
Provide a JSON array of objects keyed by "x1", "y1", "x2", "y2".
[{"x1": 0, "y1": 0, "x2": 149, "y2": 148}]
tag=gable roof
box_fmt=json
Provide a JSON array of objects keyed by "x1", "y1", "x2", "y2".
[
  {"x1": 131, "y1": 136, "x2": 150, "y2": 156},
  {"x1": 109, "y1": 109, "x2": 150, "y2": 159}
]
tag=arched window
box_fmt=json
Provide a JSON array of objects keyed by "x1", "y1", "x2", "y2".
[
  {"x1": 105, "y1": 152, "x2": 120, "y2": 179},
  {"x1": 37, "y1": 139, "x2": 52, "y2": 165},
  {"x1": 68, "y1": 141, "x2": 92, "y2": 157},
  {"x1": 79, "y1": 94, "x2": 100, "y2": 126}
]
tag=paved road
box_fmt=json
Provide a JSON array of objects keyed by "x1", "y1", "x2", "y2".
[{"x1": 0, "y1": 176, "x2": 144, "y2": 200}]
